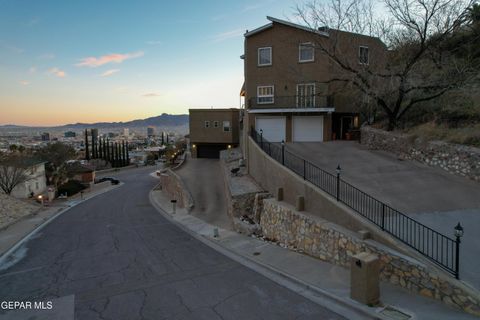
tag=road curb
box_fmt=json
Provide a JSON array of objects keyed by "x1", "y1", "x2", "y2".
[
  {"x1": 149, "y1": 189, "x2": 386, "y2": 320},
  {"x1": 0, "y1": 183, "x2": 124, "y2": 269}
]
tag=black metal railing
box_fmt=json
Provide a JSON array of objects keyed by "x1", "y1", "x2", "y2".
[
  {"x1": 250, "y1": 128, "x2": 461, "y2": 278},
  {"x1": 247, "y1": 94, "x2": 333, "y2": 109}
]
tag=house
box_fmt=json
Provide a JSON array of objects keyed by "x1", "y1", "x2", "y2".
[
  {"x1": 241, "y1": 16, "x2": 386, "y2": 143},
  {"x1": 10, "y1": 159, "x2": 48, "y2": 198},
  {"x1": 66, "y1": 162, "x2": 95, "y2": 184},
  {"x1": 189, "y1": 108, "x2": 239, "y2": 158}
]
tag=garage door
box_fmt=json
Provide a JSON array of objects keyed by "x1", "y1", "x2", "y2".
[
  {"x1": 255, "y1": 117, "x2": 286, "y2": 142},
  {"x1": 292, "y1": 116, "x2": 324, "y2": 142},
  {"x1": 197, "y1": 144, "x2": 224, "y2": 158}
]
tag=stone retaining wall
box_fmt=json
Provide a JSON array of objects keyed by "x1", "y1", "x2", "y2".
[
  {"x1": 361, "y1": 126, "x2": 480, "y2": 182},
  {"x1": 260, "y1": 198, "x2": 480, "y2": 316},
  {"x1": 159, "y1": 169, "x2": 193, "y2": 210}
]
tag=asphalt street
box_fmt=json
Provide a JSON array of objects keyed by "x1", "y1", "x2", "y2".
[{"x1": 0, "y1": 166, "x2": 345, "y2": 320}]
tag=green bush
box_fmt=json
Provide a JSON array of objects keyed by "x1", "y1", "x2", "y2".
[{"x1": 58, "y1": 180, "x2": 87, "y2": 197}]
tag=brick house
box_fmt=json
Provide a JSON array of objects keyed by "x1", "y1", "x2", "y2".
[
  {"x1": 241, "y1": 16, "x2": 386, "y2": 143},
  {"x1": 189, "y1": 108, "x2": 239, "y2": 158}
]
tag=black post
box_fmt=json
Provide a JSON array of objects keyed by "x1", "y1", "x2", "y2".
[
  {"x1": 336, "y1": 165, "x2": 341, "y2": 201},
  {"x1": 260, "y1": 129, "x2": 263, "y2": 149},
  {"x1": 455, "y1": 237, "x2": 460, "y2": 279},
  {"x1": 381, "y1": 203, "x2": 385, "y2": 230},
  {"x1": 126, "y1": 141, "x2": 130, "y2": 165},
  {"x1": 303, "y1": 159, "x2": 306, "y2": 180},
  {"x1": 85, "y1": 129, "x2": 90, "y2": 160},
  {"x1": 281, "y1": 140, "x2": 285, "y2": 166}
]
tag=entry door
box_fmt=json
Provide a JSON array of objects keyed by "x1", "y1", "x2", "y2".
[{"x1": 255, "y1": 117, "x2": 286, "y2": 142}]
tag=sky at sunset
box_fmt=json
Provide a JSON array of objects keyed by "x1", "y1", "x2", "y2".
[{"x1": 0, "y1": 0, "x2": 295, "y2": 126}]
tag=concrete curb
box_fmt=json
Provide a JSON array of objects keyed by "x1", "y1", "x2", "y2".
[
  {"x1": 149, "y1": 189, "x2": 387, "y2": 320},
  {"x1": 0, "y1": 183, "x2": 124, "y2": 269}
]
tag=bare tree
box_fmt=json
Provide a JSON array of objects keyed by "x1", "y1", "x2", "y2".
[
  {"x1": 0, "y1": 155, "x2": 28, "y2": 195},
  {"x1": 296, "y1": 0, "x2": 477, "y2": 130}
]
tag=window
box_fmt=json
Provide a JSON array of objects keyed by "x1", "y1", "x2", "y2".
[
  {"x1": 359, "y1": 46, "x2": 369, "y2": 65},
  {"x1": 258, "y1": 47, "x2": 272, "y2": 66},
  {"x1": 223, "y1": 121, "x2": 231, "y2": 132},
  {"x1": 257, "y1": 86, "x2": 274, "y2": 104},
  {"x1": 35, "y1": 182, "x2": 39, "y2": 190},
  {"x1": 204, "y1": 121, "x2": 210, "y2": 128},
  {"x1": 299, "y1": 43, "x2": 314, "y2": 62},
  {"x1": 297, "y1": 83, "x2": 316, "y2": 108},
  {"x1": 213, "y1": 121, "x2": 219, "y2": 128}
]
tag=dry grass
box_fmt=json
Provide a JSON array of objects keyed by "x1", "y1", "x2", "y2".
[{"x1": 406, "y1": 122, "x2": 480, "y2": 148}]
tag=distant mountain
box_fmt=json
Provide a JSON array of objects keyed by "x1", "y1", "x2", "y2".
[{"x1": 0, "y1": 114, "x2": 189, "y2": 129}]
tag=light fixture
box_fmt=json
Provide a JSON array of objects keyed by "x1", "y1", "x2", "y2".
[
  {"x1": 192, "y1": 144, "x2": 196, "y2": 148},
  {"x1": 281, "y1": 140, "x2": 285, "y2": 146},
  {"x1": 454, "y1": 222, "x2": 464, "y2": 238},
  {"x1": 228, "y1": 145, "x2": 232, "y2": 149},
  {"x1": 336, "y1": 165, "x2": 341, "y2": 175}
]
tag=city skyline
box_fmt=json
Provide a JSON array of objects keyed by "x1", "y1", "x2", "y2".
[{"x1": 0, "y1": 0, "x2": 294, "y2": 126}]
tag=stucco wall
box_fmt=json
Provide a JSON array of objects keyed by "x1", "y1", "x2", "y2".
[
  {"x1": 361, "y1": 126, "x2": 480, "y2": 182},
  {"x1": 260, "y1": 198, "x2": 480, "y2": 316}
]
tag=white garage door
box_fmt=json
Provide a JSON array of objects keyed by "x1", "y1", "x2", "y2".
[
  {"x1": 255, "y1": 117, "x2": 286, "y2": 142},
  {"x1": 293, "y1": 116, "x2": 324, "y2": 142}
]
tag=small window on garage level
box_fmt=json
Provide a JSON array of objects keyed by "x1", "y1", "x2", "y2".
[
  {"x1": 223, "y1": 121, "x2": 231, "y2": 132},
  {"x1": 205, "y1": 121, "x2": 210, "y2": 128},
  {"x1": 213, "y1": 121, "x2": 219, "y2": 128}
]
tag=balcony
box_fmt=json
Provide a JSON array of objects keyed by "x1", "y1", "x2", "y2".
[{"x1": 247, "y1": 95, "x2": 334, "y2": 110}]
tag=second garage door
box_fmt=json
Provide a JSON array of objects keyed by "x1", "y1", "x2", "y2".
[
  {"x1": 292, "y1": 116, "x2": 324, "y2": 142},
  {"x1": 255, "y1": 117, "x2": 286, "y2": 142}
]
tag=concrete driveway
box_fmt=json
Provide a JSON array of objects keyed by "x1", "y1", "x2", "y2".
[
  {"x1": 176, "y1": 157, "x2": 232, "y2": 230},
  {"x1": 287, "y1": 141, "x2": 480, "y2": 215},
  {"x1": 287, "y1": 141, "x2": 480, "y2": 289}
]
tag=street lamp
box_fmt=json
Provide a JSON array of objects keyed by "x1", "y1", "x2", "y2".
[
  {"x1": 336, "y1": 165, "x2": 341, "y2": 201},
  {"x1": 454, "y1": 222, "x2": 464, "y2": 279},
  {"x1": 336, "y1": 165, "x2": 342, "y2": 176}
]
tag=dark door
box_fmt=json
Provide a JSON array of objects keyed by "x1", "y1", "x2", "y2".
[{"x1": 197, "y1": 144, "x2": 224, "y2": 158}]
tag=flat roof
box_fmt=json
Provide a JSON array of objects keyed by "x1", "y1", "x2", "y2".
[{"x1": 189, "y1": 108, "x2": 239, "y2": 112}]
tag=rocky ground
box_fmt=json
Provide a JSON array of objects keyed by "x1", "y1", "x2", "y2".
[{"x1": 0, "y1": 193, "x2": 39, "y2": 229}]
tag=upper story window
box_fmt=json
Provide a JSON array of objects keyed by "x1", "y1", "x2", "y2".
[
  {"x1": 257, "y1": 86, "x2": 274, "y2": 104},
  {"x1": 359, "y1": 46, "x2": 369, "y2": 65},
  {"x1": 299, "y1": 43, "x2": 314, "y2": 62},
  {"x1": 204, "y1": 121, "x2": 210, "y2": 128},
  {"x1": 258, "y1": 47, "x2": 272, "y2": 66},
  {"x1": 213, "y1": 121, "x2": 219, "y2": 128},
  {"x1": 223, "y1": 121, "x2": 231, "y2": 132}
]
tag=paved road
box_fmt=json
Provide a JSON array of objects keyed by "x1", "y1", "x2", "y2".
[
  {"x1": 176, "y1": 158, "x2": 231, "y2": 230},
  {"x1": 0, "y1": 167, "x2": 344, "y2": 320}
]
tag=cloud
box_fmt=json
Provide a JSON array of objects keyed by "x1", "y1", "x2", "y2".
[
  {"x1": 76, "y1": 51, "x2": 144, "y2": 68},
  {"x1": 142, "y1": 93, "x2": 161, "y2": 97},
  {"x1": 48, "y1": 67, "x2": 66, "y2": 78},
  {"x1": 29, "y1": 66, "x2": 37, "y2": 74},
  {"x1": 37, "y1": 53, "x2": 55, "y2": 60},
  {"x1": 19, "y1": 80, "x2": 30, "y2": 85},
  {"x1": 100, "y1": 69, "x2": 120, "y2": 77},
  {"x1": 210, "y1": 29, "x2": 244, "y2": 43},
  {"x1": 1, "y1": 43, "x2": 24, "y2": 54},
  {"x1": 146, "y1": 40, "x2": 162, "y2": 45}
]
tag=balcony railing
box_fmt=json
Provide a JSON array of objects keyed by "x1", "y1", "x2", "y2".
[{"x1": 248, "y1": 95, "x2": 333, "y2": 109}]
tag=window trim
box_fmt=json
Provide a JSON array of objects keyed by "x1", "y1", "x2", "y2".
[
  {"x1": 296, "y1": 83, "x2": 316, "y2": 108},
  {"x1": 299, "y1": 42, "x2": 315, "y2": 63},
  {"x1": 257, "y1": 47, "x2": 272, "y2": 66},
  {"x1": 223, "y1": 121, "x2": 231, "y2": 132},
  {"x1": 257, "y1": 85, "x2": 275, "y2": 104},
  {"x1": 204, "y1": 121, "x2": 210, "y2": 128},
  {"x1": 359, "y1": 45, "x2": 369, "y2": 65}
]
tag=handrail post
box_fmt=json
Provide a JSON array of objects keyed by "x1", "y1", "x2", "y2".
[
  {"x1": 381, "y1": 203, "x2": 385, "y2": 230},
  {"x1": 260, "y1": 129, "x2": 263, "y2": 149},
  {"x1": 303, "y1": 159, "x2": 306, "y2": 180},
  {"x1": 455, "y1": 237, "x2": 460, "y2": 279},
  {"x1": 336, "y1": 165, "x2": 341, "y2": 201},
  {"x1": 281, "y1": 140, "x2": 285, "y2": 166}
]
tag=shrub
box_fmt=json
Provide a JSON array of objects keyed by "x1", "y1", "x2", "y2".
[{"x1": 57, "y1": 180, "x2": 87, "y2": 197}]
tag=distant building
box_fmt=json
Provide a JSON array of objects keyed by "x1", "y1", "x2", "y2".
[
  {"x1": 9, "y1": 158, "x2": 48, "y2": 198},
  {"x1": 147, "y1": 126, "x2": 155, "y2": 137},
  {"x1": 64, "y1": 131, "x2": 76, "y2": 138},
  {"x1": 123, "y1": 128, "x2": 130, "y2": 137},
  {"x1": 90, "y1": 128, "x2": 99, "y2": 139},
  {"x1": 65, "y1": 162, "x2": 95, "y2": 184},
  {"x1": 107, "y1": 132, "x2": 117, "y2": 138},
  {"x1": 189, "y1": 108, "x2": 239, "y2": 158},
  {"x1": 41, "y1": 132, "x2": 50, "y2": 141}
]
